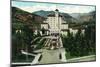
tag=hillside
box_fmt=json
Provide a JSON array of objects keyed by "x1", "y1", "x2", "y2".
[{"x1": 12, "y1": 7, "x2": 45, "y2": 29}]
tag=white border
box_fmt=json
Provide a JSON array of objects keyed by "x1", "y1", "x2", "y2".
[{"x1": 0, "y1": 0, "x2": 98, "y2": 67}]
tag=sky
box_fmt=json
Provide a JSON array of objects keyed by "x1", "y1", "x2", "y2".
[{"x1": 12, "y1": 1, "x2": 95, "y2": 13}]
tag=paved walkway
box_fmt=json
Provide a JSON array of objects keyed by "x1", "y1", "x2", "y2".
[
  {"x1": 31, "y1": 53, "x2": 41, "y2": 65},
  {"x1": 39, "y1": 49, "x2": 61, "y2": 64},
  {"x1": 39, "y1": 36, "x2": 67, "y2": 64},
  {"x1": 31, "y1": 35, "x2": 67, "y2": 64},
  {"x1": 60, "y1": 48, "x2": 67, "y2": 62},
  {"x1": 36, "y1": 48, "x2": 66, "y2": 64}
]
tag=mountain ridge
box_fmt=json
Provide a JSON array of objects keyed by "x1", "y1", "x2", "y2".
[{"x1": 33, "y1": 10, "x2": 78, "y2": 23}]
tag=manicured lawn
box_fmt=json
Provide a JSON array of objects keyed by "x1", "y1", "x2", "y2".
[{"x1": 12, "y1": 54, "x2": 35, "y2": 62}]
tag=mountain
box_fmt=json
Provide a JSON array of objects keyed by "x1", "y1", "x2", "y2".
[
  {"x1": 69, "y1": 13, "x2": 81, "y2": 19},
  {"x1": 69, "y1": 11, "x2": 96, "y2": 23},
  {"x1": 33, "y1": 10, "x2": 54, "y2": 17},
  {"x1": 61, "y1": 13, "x2": 78, "y2": 23},
  {"x1": 12, "y1": 7, "x2": 45, "y2": 29},
  {"x1": 89, "y1": 11, "x2": 96, "y2": 20},
  {"x1": 33, "y1": 10, "x2": 78, "y2": 23}
]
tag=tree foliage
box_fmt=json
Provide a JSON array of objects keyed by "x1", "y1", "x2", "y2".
[{"x1": 62, "y1": 24, "x2": 96, "y2": 58}]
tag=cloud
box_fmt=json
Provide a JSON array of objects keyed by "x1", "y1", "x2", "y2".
[
  {"x1": 57, "y1": 4, "x2": 95, "y2": 13},
  {"x1": 17, "y1": 5, "x2": 57, "y2": 13},
  {"x1": 12, "y1": 1, "x2": 95, "y2": 13}
]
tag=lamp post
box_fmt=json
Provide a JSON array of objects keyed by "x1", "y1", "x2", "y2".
[
  {"x1": 15, "y1": 29, "x2": 22, "y2": 61},
  {"x1": 16, "y1": 29, "x2": 23, "y2": 48},
  {"x1": 16, "y1": 29, "x2": 28, "y2": 62}
]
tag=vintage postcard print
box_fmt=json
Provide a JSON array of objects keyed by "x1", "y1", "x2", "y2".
[{"x1": 11, "y1": 1, "x2": 96, "y2": 66}]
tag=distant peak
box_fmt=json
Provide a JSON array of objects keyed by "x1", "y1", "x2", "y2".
[
  {"x1": 55, "y1": 9, "x2": 59, "y2": 11},
  {"x1": 39, "y1": 10, "x2": 45, "y2": 12}
]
